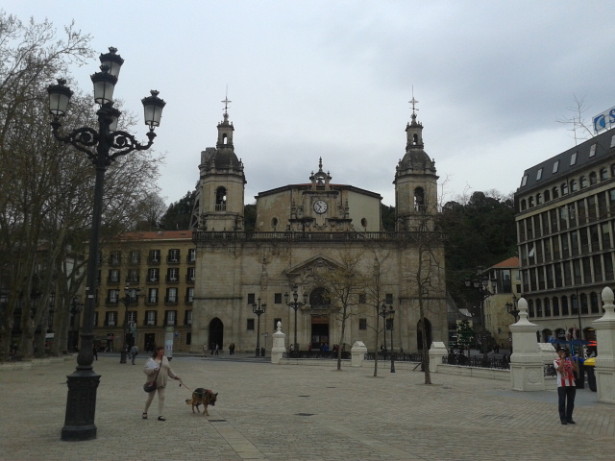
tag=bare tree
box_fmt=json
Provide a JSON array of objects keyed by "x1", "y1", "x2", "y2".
[{"x1": 313, "y1": 249, "x2": 366, "y2": 371}]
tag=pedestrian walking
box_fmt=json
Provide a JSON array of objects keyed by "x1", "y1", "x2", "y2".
[
  {"x1": 554, "y1": 347, "x2": 578, "y2": 425},
  {"x1": 92, "y1": 345, "x2": 98, "y2": 361},
  {"x1": 142, "y1": 346, "x2": 181, "y2": 421},
  {"x1": 130, "y1": 345, "x2": 139, "y2": 365}
]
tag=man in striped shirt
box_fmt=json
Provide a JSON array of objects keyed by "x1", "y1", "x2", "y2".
[{"x1": 554, "y1": 348, "x2": 579, "y2": 425}]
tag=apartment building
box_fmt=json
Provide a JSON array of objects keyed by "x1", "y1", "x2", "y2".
[{"x1": 94, "y1": 230, "x2": 195, "y2": 353}]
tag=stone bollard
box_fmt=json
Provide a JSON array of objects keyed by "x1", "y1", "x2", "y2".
[
  {"x1": 428, "y1": 341, "x2": 447, "y2": 373},
  {"x1": 271, "y1": 321, "x2": 286, "y2": 364},
  {"x1": 350, "y1": 341, "x2": 367, "y2": 367},
  {"x1": 510, "y1": 297, "x2": 545, "y2": 391},
  {"x1": 593, "y1": 287, "x2": 615, "y2": 404}
]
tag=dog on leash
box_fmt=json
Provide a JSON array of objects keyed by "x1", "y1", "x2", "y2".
[{"x1": 185, "y1": 388, "x2": 218, "y2": 416}]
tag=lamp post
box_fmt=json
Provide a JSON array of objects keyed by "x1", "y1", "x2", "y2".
[
  {"x1": 284, "y1": 284, "x2": 307, "y2": 357},
  {"x1": 69, "y1": 298, "x2": 83, "y2": 353},
  {"x1": 252, "y1": 298, "x2": 266, "y2": 357},
  {"x1": 120, "y1": 287, "x2": 140, "y2": 364},
  {"x1": 380, "y1": 303, "x2": 395, "y2": 373},
  {"x1": 47, "y1": 47, "x2": 165, "y2": 441}
]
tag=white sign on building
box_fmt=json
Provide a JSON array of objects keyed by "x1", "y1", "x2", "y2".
[{"x1": 593, "y1": 105, "x2": 615, "y2": 134}]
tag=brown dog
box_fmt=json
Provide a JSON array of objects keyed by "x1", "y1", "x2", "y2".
[{"x1": 185, "y1": 388, "x2": 218, "y2": 416}]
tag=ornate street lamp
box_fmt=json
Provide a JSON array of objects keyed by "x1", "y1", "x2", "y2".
[
  {"x1": 284, "y1": 285, "x2": 307, "y2": 357},
  {"x1": 379, "y1": 303, "x2": 396, "y2": 373},
  {"x1": 252, "y1": 298, "x2": 266, "y2": 357},
  {"x1": 47, "y1": 47, "x2": 165, "y2": 441},
  {"x1": 120, "y1": 287, "x2": 140, "y2": 364}
]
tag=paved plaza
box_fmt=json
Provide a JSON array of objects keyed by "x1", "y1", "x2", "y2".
[{"x1": 1, "y1": 354, "x2": 614, "y2": 460}]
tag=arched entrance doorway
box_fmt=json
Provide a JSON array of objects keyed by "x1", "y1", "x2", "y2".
[
  {"x1": 417, "y1": 318, "x2": 432, "y2": 350},
  {"x1": 309, "y1": 287, "x2": 330, "y2": 351},
  {"x1": 208, "y1": 318, "x2": 224, "y2": 353}
]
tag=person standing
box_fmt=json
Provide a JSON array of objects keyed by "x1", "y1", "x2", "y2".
[
  {"x1": 130, "y1": 344, "x2": 139, "y2": 365},
  {"x1": 554, "y1": 348, "x2": 578, "y2": 425},
  {"x1": 142, "y1": 346, "x2": 181, "y2": 421}
]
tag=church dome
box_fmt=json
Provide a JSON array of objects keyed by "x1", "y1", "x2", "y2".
[
  {"x1": 212, "y1": 149, "x2": 242, "y2": 170},
  {"x1": 399, "y1": 148, "x2": 435, "y2": 171}
]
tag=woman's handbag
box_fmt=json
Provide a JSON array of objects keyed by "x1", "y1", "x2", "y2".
[{"x1": 143, "y1": 366, "x2": 160, "y2": 393}]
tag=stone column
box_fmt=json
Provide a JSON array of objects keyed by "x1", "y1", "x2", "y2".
[
  {"x1": 510, "y1": 297, "x2": 545, "y2": 391},
  {"x1": 593, "y1": 287, "x2": 615, "y2": 404},
  {"x1": 428, "y1": 341, "x2": 447, "y2": 373},
  {"x1": 350, "y1": 341, "x2": 367, "y2": 367},
  {"x1": 271, "y1": 321, "x2": 286, "y2": 364}
]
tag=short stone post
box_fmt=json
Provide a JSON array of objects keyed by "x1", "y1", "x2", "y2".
[
  {"x1": 510, "y1": 297, "x2": 545, "y2": 391},
  {"x1": 593, "y1": 287, "x2": 615, "y2": 404},
  {"x1": 350, "y1": 341, "x2": 367, "y2": 367},
  {"x1": 428, "y1": 341, "x2": 447, "y2": 373},
  {"x1": 271, "y1": 321, "x2": 286, "y2": 364}
]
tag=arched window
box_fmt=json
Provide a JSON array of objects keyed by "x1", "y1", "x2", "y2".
[
  {"x1": 520, "y1": 199, "x2": 527, "y2": 211},
  {"x1": 570, "y1": 180, "x2": 578, "y2": 192},
  {"x1": 215, "y1": 187, "x2": 227, "y2": 211},
  {"x1": 552, "y1": 187, "x2": 559, "y2": 199},
  {"x1": 561, "y1": 296, "x2": 569, "y2": 316},
  {"x1": 589, "y1": 172, "x2": 597, "y2": 185},
  {"x1": 544, "y1": 297, "x2": 551, "y2": 317},
  {"x1": 580, "y1": 292, "x2": 589, "y2": 315},
  {"x1": 414, "y1": 187, "x2": 425, "y2": 212},
  {"x1": 561, "y1": 183, "x2": 568, "y2": 195},
  {"x1": 544, "y1": 190, "x2": 551, "y2": 202},
  {"x1": 600, "y1": 168, "x2": 609, "y2": 181},
  {"x1": 412, "y1": 133, "x2": 419, "y2": 145},
  {"x1": 309, "y1": 287, "x2": 330, "y2": 310},
  {"x1": 590, "y1": 292, "x2": 600, "y2": 314},
  {"x1": 552, "y1": 296, "x2": 560, "y2": 316},
  {"x1": 222, "y1": 133, "x2": 228, "y2": 145}
]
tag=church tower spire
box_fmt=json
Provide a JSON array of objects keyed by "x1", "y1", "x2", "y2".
[
  {"x1": 195, "y1": 95, "x2": 246, "y2": 231},
  {"x1": 394, "y1": 96, "x2": 438, "y2": 232}
]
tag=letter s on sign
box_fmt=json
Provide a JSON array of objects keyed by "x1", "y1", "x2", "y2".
[{"x1": 609, "y1": 108, "x2": 615, "y2": 124}]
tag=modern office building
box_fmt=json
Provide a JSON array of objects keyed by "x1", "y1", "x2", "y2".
[
  {"x1": 514, "y1": 126, "x2": 615, "y2": 343},
  {"x1": 93, "y1": 230, "x2": 196, "y2": 353}
]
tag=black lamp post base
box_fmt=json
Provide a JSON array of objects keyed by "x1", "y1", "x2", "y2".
[
  {"x1": 61, "y1": 369, "x2": 101, "y2": 441},
  {"x1": 120, "y1": 351, "x2": 127, "y2": 363}
]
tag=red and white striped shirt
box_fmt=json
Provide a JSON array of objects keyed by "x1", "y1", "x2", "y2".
[{"x1": 554, "y1": 358, "x2": 576, "y2": 387}]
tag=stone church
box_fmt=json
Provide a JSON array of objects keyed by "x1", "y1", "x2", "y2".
[{"x1": 190, "y1": 101, "x2": 447, "y2": 355}]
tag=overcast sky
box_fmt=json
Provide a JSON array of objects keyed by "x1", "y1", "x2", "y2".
[{"x1": 8, "y1": 1, "x2": 615, "y2": 206}]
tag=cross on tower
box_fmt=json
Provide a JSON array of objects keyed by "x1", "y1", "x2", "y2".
[{"x1": 409, "y1": 96, "x2": 419, "y2": 116}]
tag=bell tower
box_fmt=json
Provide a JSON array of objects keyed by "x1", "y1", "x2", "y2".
[
  {"x1": 196, "y1": 96, "x2": 246, "y2": 231},
  {"x1": 394, "y1": 96, "x2": 438, "y2": 231}
]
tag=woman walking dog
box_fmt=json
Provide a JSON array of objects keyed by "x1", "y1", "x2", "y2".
[{"x1": 142, "y1": 346, "x2": 181, "y2": 421}]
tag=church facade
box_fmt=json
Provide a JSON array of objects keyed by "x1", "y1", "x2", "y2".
[{"x1": 190, "y1": 103, "x2": 447, "y2": 355}]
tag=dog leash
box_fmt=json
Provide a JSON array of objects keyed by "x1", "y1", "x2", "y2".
[{"x1": 178, "y1": 379, "x2": 193, "y2": 392}]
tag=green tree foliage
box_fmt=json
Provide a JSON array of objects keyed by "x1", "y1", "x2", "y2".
[
  {"x1": 380, "y1": 204, "x2": 395, "y2": 231},
  {"x1": 438, "y1": 191, "x2": 517, "y2": 313},
  {"x1": 160, "y1": 191, "x2": 196, "y2": 230}
]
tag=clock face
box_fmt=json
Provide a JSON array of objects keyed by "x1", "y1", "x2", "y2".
[{"x1": 313, "y1": 200, "x2": 328, "y2": 214}]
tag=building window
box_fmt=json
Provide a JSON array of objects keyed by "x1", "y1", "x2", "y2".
[
  {"x1": 126, "y1": 268, "x2": 139, "y2": 284},
  {"x1": 145, "y1": 310, "x2": 157, "y2": 326},
  {"x1": 186, "y1": 287, "x2": 194, "y2": 303},
  {"x1": 185, "y1": 310, "x2": 192, "y2": 326},
  {"x1": 216, "y1": 187, "x2": 227, "y2": 211},
  {"x1": 570, "y1": 180, "x2": 578, "y2": 192},
  {"x1": 129, "y1": 250, "x2": 140, "y2": 265},
  {"x1": 109, "y1": 251, "x2": 121, "y2": 265},
  {"x1": 274, "y1": 293, "x2": 282, "y2": 304},
  {"x1": 611, "y1": 135, "x2": 615, "y2": 148},
  {"x1": 552, "y1": 160, "x2": 559, "y2": 174},
  {"x1": 166, "y1": 288, "x2": 178, "y2": 304},
  {"x1": 167, "y1": 268, "x2": 179, "y2": 283},
  {"x1": 165, "y1": 310, "x2": 176, "y2": 326},
  {"x1": 385, "y1": 293, "x2": 394, "y2": 304},
  {"x1": 247, "y1": 293, "x2": 255, "y2": 304},
  {"x1": 359, "y1": 293, "x2": 366, "y2": 304},
  {"x1": 600, "y1": 168, "x2": 609, "y2": 180},
  {"x1": 168, "y1": 249, "x2": 180, "y2": 263},
  {"x1": 187, "y1": 267, "x2": 196, "y2": 282},
  {"x1": 521, "y1": 175, "x2": 528, "y2": 187},
  {"x1": 187, "y1": 248, "x2": 196, "y2": 263},
  {"x1": 536, "y1": 168, "x2": 543, "y2": 180},
  {"x1": 247, "y1": 318, "x2": 255, "y2": 330},
  {"x1": 359, "y1": 318, "x2": 367, "y2": 330},
  {"x1": 108, "y1": 269, "x2": 120, "y2": 283},
  {"x1": 147, "y1": 288, "x2": 158, "y2": 304},
  {"x1": 107, "y1": 289, "x2": 119, "y2": 304},
  {"x1": 105, "y1": 311, "x2": 117, "y2": 326},
  {"x1": 570, "y1": 152, "x2": 577, "y2": 165},
  {"x1": 149, "y1": 249, "x2": 161, "y2": 264},
  {"x1": 589, "y1": 143, "x2": 597, "y2": 157},
  {"x1": 148, "y1": 268, "x2": 159, "y2": 283}
]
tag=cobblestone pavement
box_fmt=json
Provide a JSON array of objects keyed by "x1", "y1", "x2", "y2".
[{"x1": 1, "y1": 354, "x2": 614, "y2": 461}]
